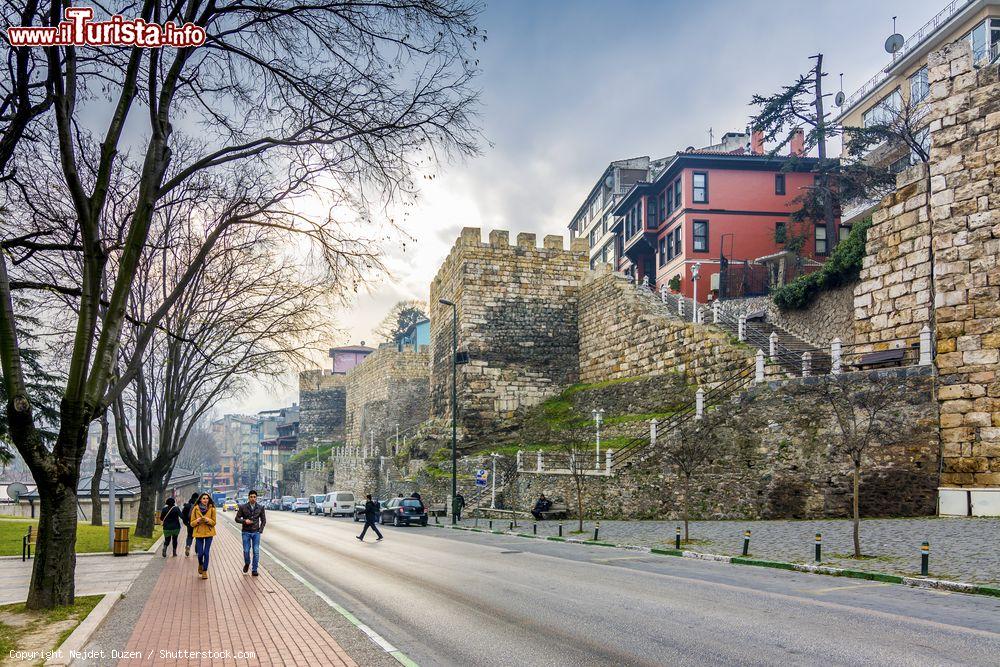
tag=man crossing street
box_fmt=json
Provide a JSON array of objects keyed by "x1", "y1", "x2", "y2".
[
  {"x1": 235, "y1": 490, "x2": 266, "y2": 576},
  {"x1": 357, "y1": 494, "x2": 383, "y2": 542}
]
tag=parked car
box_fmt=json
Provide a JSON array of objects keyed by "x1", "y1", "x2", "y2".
[
  {"x1": 323, "y1": 491, "x2": 356, "y2": 517},
  {"x1": 266, "y1": 499, "x2": 281, "y2": 511},
  {"x1": 222, "y1": 499, "x2": 238, "y2": 512},
  {"x1": 379, "y1": 497, "x2": 428, "y2": 527},
  {"x1": 281, "y1": 495, "x2": 295, "y2": 511},
  {"x1": 292, "y1": 497, "x2": 309, "y2": 512},
  {"x1": 308, "y1": 494, "x2": 326, "y2": 515}
]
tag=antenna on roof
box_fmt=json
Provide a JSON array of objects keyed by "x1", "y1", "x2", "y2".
[
  {"x1": 708, "y1": 127, "x2": 714, "y2": 145},
  {"x1": 885, "y1": 16, "x2": 904, "y2": 56},
  {"x1": 834, "y1": 73, "x2": 846, "y2": 107}
]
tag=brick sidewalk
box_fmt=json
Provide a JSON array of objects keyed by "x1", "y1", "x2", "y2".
[{"x1": 120, "y1": 525, "x2": 356, "y2": 667}]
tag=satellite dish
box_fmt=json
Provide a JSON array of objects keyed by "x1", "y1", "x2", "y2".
[
  {"x1": 835, "y1": 91, "x2": 846, "y2": 107},
  {"x1": 604, "y1": 174, "x2": 614, "y2": 189},
  {"x1": 885, "y1": 33, "x2": 904, "y2": 54},
  {"x1": 7, "y1": 482, "x2": 27, "y2": 501}
]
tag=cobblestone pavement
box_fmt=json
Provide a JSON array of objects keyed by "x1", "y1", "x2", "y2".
[{"x1": 456, "y1": 516, "x2": 1000, "y2": 585}]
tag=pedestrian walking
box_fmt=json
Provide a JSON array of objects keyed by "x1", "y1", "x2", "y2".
[
  {"x1": 356, "y1": 494, "x2": 383, "y2": 542},
  {"x1": 453, "y1": 492, "x2": 466, "y2": 522},
  {"x1": 181, "y1": 492, "x2": 198, "y2": 557},
  {"x1": 190, "y1": 493, "x2": 217, "y2": 579},
  {"x1": 235, "y1": 489, "x2": 266, "y2": 576},
  {"x1": 159, "y1": 497, "x2": 182, "y2": 557}
]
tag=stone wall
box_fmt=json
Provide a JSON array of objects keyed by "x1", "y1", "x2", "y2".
[
  {"x1": 718, "y1": 282, "x2": 856, "y2": 348},
  {"x1": 344, "y1": 345, "x2": 430, "y2": 451},
  {"x1": 578, "y1": 269, "x2": 755, "y2": 385},
  {"x1": 327, "y1": 449, "x2": 379, "y2": 498},
  {"x1": 298, "y1": 370, "x2": 347, "y2": 444},
  {"x1": 429, "y1": 228, "x2": 589, "y2": 434},
  {"x1": 511, "y1": 367, "x2": 939, "y2": 520}
]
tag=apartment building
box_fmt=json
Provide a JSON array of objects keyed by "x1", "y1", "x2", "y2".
[{"x1": 836, "y1": 0, "x2": 1000, "y2": 224}]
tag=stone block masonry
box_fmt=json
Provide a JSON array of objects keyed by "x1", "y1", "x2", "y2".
[
  {"x1": 344, "y1": 345, "x2": 431, "y2": 451},
  {"x1": 429, "y1": 228, "x2": 589, "y2": 434},
  {"x1": 578, "y1": 269, "x2": 755, "y2": 386},
  {"x1": 298, "y1": 370, "x2": 348, "y2": 443}
]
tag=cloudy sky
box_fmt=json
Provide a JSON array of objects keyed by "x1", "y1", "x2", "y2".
[{"x1": 233, "y1": 0, "x2": 944, "y2": 414}]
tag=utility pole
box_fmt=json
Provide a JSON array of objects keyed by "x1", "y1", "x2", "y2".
[
  {"x1": 105, "y1": 456, "x2": 115, "y2": 551},
  {"x1": 810, "y1": 53, "x2": 835, "y2": 250},
  {"x1": 490, "y1": 452, "x2": 500, "y2": 509},
  {"x1": 439, "y1": 298, "x2": 459, "y2": 525}
]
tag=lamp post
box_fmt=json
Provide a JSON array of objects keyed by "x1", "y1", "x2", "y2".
[
  {"x1": 490, "y1": 452, "x2": 501, "y2": 509},
  {"x1": 592, "y1": 408, "x2": 604, "y2": 469},
  {"x1": 105, "y1": 455, "x2": 115, "y2": 551},
  {"x1": 439, "y1": 298, "x2": 459, "y2": 525},
  {"x1": 691, "y1": 262, "x2": 702, "y2": 324}
]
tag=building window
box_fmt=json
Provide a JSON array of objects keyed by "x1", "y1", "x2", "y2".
[
  {"x1": 775, "y1": 221, "x2": 787, "y2": 244},
  {"x1": 839, "y1": 225, "x2": 852, "y2": 243},
  {"x1": 693, "y1": 221, "x2": 708, "y2": 252},
  {"x1": 666, "y1": 186, "x2": 673, "y2": 214},
  {"x1": 909, "y1": 66, "x2": 929, "y2": 104},
  {"x1": 774, "y1": 173, "x2": 785, "y2": 195},
  {"x1": 658, "y1": 191, "x2": 666, "y2": 223},
  {"x1": 647, "y1": 195, "x2": 658, "y2": 229},
  {"x1": 863, "y1": 89, "x2": 901, "y2": 128},
  {"x1": 815, "y1": 225, "x2": 828, "y2": 255},
  {"x1": 658, "y1": 237, "x2": 666, "y2": 266},
  {"x1": 674, "y1": 179, "x2": 682, "y2": 209},
  {"x1": 673, "y1": 227, "x2": 682, "y2": 256},
  {"x1": 692, "y1": 172, "x2": 708, "y2": 203}
]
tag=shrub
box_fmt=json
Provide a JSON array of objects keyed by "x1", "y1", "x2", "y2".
[{"x1": 772, "y1": 218, "x2": 871, "y2": 311}]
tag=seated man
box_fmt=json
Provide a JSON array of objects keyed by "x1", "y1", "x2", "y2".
[{"x1": 531, "y1": 493, "x2": 552, "y2": 520}]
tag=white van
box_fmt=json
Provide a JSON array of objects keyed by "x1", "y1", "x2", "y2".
[{"x1": 324, "y1": 491, "x2": 356, "y2": 517}]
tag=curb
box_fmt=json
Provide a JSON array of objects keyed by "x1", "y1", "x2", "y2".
[
  {"x1": 44, "y1": 592, "x2": 120, "y2": 666},
  {"x1": 433, "y1": 523, "x2": 1000, "y2": 598}
]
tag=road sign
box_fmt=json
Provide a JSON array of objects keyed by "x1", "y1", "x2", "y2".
[{"x1": 475, "y1": 469, "x2": 488, "y2": 487}]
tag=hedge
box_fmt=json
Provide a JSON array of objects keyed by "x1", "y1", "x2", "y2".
[{"x1": 772, "y1": 218, "x2": 871, "y2": 311}]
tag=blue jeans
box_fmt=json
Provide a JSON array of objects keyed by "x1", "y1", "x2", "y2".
[
  {"x1": 195, "y1": 536, "x2": 213, "y2": 571},
  {"x1": 241, "y1": 531, "x2": 261, "y2": 572}
]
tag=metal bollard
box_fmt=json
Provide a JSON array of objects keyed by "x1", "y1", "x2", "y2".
[
  {"x1": 474, "y1": 517, "x2": 479, "y2": 528},
  {"x1": 815, "y1": 533, "x2": 822, "y2": 562},
  {"x1": 921, "y1": 541, "x2": 929, "y2": 576},
  {"x1": 558, "y1": 522, "x2": 563, "y2": 537},
  {"x1": 742, "y1": 530, "x2": 751, "y2": 557},
  {"x1": 509, "y1": 520, "x2": 514, "y2": 532},
  {"x1": 489, "y1": 519, "x2": 493, "y2": 531},
  {"x1": 533, "y1": 522, "x2": 537, "y2": 535},
  {"x1": 593, "y1": 521, "x2": 600, "y2": 542},
  {"x1": 675, "y1": 526, "x2": 681, "y2": 550}
]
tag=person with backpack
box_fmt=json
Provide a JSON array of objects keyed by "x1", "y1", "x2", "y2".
[
  {"x1": 356, "y1": 494, "x2": 383, "y2": 542},
  {"x1": 189, "y1": 493, "x2": 217, "y2": 579},
  {"x1": 159, "y1": 497, "x2": 182, "y2": 557},
  {"x1": 234, "y1": 489, "x2": 266, "y2": 576},
  {"x1": 181, "y1": 492, "x2": 198, "y2": 557}
]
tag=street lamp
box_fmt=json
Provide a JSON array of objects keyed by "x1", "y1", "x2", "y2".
[
  {"x1": 439, "y1": 298, "x2": 459, "y2": 525},
  {"x1": 691, "y1": 262, "x2": 702, "y2": 324},
  {"x1": 105, "y1": 455, "x2": 115, "y2": 551},
  {"x1": 592, "y1": 408, "x2": 604, "y2": 469}
]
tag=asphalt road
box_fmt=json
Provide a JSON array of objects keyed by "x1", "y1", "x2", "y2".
[{"x1": 263, "y1": 511, "x2": 1000, "y2": 666}]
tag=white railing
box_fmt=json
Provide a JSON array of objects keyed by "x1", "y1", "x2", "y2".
[{"x1": 842, "y1": 0, "x2": 973, "y2": 111}]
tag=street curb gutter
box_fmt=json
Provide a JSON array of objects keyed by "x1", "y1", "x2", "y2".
[
  {"x1": 258, "y1": 542, "x2": 419, "y2": 667},
  {"x1": 432, "y1": 524, "x2": 1000, "y2": 598},
  {"x1": 44, "y1": 592, "x2": 120, "y2": 666}
]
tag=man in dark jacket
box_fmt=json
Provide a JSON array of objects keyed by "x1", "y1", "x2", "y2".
[
  {"x1": 181, "y1": 492, "x2": 199, "y2": 557},
  {"x1": 531, "y1": 494, "x2": 552, "y2": 520},
  {"x1": 235, "y1": 490, "x2": 266, "y2": 576},
  {"x1": 453, "y1": 493, "x2": 466, "y2": 522},
  {"x1": 357, "y1": 494, "x2": 383, "y2": 542}
]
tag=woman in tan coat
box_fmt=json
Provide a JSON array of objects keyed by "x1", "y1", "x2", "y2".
[{"x1": 189, "y1": 493, "x2": 217, "y2": 579}]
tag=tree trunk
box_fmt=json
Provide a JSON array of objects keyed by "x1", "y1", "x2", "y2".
[
  {"x1": 852, "y1": 462, "x2": 861, "y2": 558},
  {"x1": 90, "y1": 415, "x2": 109, "y2": 526},
  {"x1": 27, "y1": 477, "x2": 79, "y2": 609},
  {"x1": 683, "y1": 475, "x2": 690, "y2": 543},
  {"x1": 134, "y1": 476, "x2": 158, "y2": 539},
  {"x1": 575, "y1": 473, "x2": 584, "y2": 533}
]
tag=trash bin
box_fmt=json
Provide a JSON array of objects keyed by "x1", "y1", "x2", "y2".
[{"x1": 113, "y1": 526, "x2": 130, "y2": 556}]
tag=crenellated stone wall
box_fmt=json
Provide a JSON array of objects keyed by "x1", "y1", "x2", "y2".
[
  {"x1": 578, "y1": 269, "x2": 755, "y2": 385},
  {"x1": 429, "y1": 228, "x2": 589, "y2": 434},
  {"x1": 344, "y1": 345, "x2": 430, "y2": 451},
  {"x1": 298, "y1": 370, "x2": 348, "y2": 444}
]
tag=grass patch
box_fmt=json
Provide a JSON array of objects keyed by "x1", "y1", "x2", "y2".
[
  {"x1": 289, "y1": 443, "x2": 339, "y2": 464},
  {"x1": 0, "y1": 518, "x2": 161, "y2": 556},
  {"x1": 0, "y1": 594, "x2": 102, "y2": 659}
]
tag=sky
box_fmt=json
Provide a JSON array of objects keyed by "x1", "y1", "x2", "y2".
[{"x1": 228, "y1": 0, "x2": 945, "y2": 414}]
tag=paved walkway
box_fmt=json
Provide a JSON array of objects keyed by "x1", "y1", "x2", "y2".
[
  {"x1": 0, "y1": 552, "x2": 153, "y2": 604},
  {"x1": 119, "y1": 525, "x2": 356, "y2": 667},
  {"x1": 458, "y1": 516, "x2": 1000, "y2": 584}
]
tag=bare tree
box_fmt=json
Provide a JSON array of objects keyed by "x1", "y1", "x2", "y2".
[
  {"x1": 818, "y1": 373, "x2": 909, "y2": 558},
  {"x1": 0, "y1": 0, "x2": 483, "y2": 608},
  {"x1": 663, "y1": 414, "x2": 724, "y2": 543},
  {"x1": 175, "y1": 421, "x2": 219, "y2": 477},
  {"x1": 374, "y1": 300, "x2": 428, "y2": 344}
]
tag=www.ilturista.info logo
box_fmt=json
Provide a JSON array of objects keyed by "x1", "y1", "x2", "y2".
[{"x1": 6, "y1": 7, "x2": 206, "y2": 48}]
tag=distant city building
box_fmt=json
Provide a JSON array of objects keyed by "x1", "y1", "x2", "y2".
[
  {"x1": 397, "y1": 316, "x2": 430, "y2": 352},
  {"x1": 259, "y1": 404, "x2": 300, "y2": 498},
  {"x1": 329, "y1": 344, "x2": 374, "y2": 374}
]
